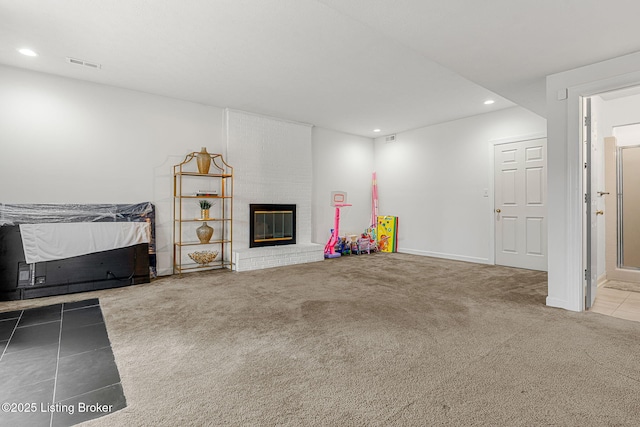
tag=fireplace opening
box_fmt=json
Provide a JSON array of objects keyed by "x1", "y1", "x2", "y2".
[{"x1": 250, "y1": 204, "x2": 296, "y2": 248}]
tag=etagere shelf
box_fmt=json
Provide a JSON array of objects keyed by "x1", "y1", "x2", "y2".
[{"x1": 173, "y1": 150, "x2": 233, "y2": 274}]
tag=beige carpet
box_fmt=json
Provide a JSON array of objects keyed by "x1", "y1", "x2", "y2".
[{"x1": 2, "y1": 253, "x2": 640, "y2": 426}]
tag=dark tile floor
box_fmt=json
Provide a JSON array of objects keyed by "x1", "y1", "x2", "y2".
[{"x1": 0, "y1": 299, "x2": 126, "y2": 427}]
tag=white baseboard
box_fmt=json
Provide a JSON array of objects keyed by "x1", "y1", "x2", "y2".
[
  {"x1": 597, "y1": 273, "x2": 607, "y2": 288},
  {"x1": 546, "y1": 296, "x2": 582, "y2": 312},
  {"x1": 157, "y1": 268, "x2": 173, "y2": 277},
  {"x1": 397, "y1": 248, "x2": 490, "y2": 265}
]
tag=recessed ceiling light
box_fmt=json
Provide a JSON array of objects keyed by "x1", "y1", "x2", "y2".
[
  {"x1": 373, "y1": 129, "x2": 381, "y2": 132},
  {"x1": 18, "y1": 48, "x2": 38, "y2": 57},
  {"x1": 484, "y1": 99, "x2": 495, "y2": 105}
]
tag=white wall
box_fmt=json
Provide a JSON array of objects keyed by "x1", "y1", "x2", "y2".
[
  {"x1": 373, "y1": 106, "x2": 546, "y2": 263},
  {"x1": 603, "y1": 93, "x2": 640, "y2": 129},
  {"x1": 0, "y1": 65, "x2": 225, "y2": 276},
  {"x1": 546, "y1": 51, "x2": 640, "y2": 311},
  {"x1": 311, "y1": 127, "x2": 374, "y2": 244}
]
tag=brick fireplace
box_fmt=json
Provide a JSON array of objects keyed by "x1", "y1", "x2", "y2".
[{"x1": 226, "y1": 109, "x2": 324, "y2": 271}]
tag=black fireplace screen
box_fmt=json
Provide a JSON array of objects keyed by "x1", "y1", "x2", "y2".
[{"x1": 250, "y1": 204, "x2": 296, "y2": 248}]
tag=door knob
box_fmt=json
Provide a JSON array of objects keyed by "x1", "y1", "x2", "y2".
[
  {"x1": 495, "y1": 209, "x2": 501, "y2": 213},
  {"x1": 596, "y1": 210, "x2": 604, "y2": 215},
  {"x1": 597, "y1": 191, "x2": 610, "y2": 196}
]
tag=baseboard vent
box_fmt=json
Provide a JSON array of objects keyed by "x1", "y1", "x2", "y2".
[
  {"x1": 66, "y1": 57, "x2": 102, "y2": 69},
  {"x1": 385, "y1": 134, "x2": 397, "y2": 143}
]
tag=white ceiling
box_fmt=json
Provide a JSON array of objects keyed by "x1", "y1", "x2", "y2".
[{"x1": 1, "y1": 0, "x2": 640, "y2": 137}]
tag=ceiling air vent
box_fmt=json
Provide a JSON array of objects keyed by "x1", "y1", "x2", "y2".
[
  {"x1": 385, "y1": 134, "x2": 396, "y2": 143},
  {"x1": 66, "y1": 57, "x2": 101, "y2": 69}
]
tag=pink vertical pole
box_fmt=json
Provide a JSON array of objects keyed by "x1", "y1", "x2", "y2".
[{"x1": 371, "y1": 172, "x2": 378, "y2": 227}]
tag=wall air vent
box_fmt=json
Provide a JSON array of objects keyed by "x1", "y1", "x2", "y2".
[
  {"x1": 66, "y1": 57, "x2": 101, "y2": 69},
  {"x1": 385, "y1": 134, "x2": 396, "y2": 143}
]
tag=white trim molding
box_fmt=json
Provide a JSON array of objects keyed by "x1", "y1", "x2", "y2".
[{"x1": 398, "y1": 248, "x2": 491, "y2": 265}]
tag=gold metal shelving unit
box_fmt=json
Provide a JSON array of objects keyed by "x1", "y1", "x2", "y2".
[{"x1": 173, "y1": 152, "x2": 233, "y2": 274}]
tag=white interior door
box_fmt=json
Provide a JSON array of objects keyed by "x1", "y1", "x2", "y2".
[{"x1": 494, "y1": 138, "x2": 547, "y2": 271}]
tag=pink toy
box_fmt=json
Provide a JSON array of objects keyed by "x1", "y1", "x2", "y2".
[
  {"x1": 324, "y1": 195, "x2": 351, "y2": 258},
  {"x1": 371, "y1": 172, "x2": 378, "y2": 228}
]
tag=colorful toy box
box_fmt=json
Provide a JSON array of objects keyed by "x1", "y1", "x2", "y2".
[{"x1": 376, "y1": 216, "x2": 398, "y2": 253}]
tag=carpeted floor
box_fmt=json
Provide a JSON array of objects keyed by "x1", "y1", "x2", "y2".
[{"x1": 1, "y1": 253, "x2": 639, "y2": 426}]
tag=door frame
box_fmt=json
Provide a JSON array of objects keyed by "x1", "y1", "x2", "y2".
[
  {"x1": 488, "y1": 132, "x2": 547, "y2": 266},
  {"x1": 567, "y1": 77, "x2": 640, "y2": 311},
  {"x1": 583, "y1": 97, "x2": 598, "y2": 308}
]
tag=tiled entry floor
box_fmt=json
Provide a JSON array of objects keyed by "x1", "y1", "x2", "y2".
[
  {"x1": 591, "y1": 286, "x2": 640, "y2": 322},
  {"x1": 0, "y1": 299, "x2": 126, "y2": 427}
]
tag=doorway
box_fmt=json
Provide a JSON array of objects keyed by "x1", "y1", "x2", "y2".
[{"x1": 583, "y1": 87, "x2": 640, "y2": 320}]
